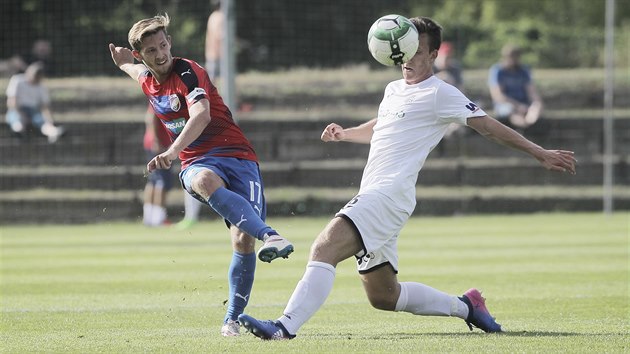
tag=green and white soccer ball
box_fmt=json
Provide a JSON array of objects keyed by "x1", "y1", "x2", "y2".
[{"x1": 367, "y1": 14, "x2": 419, "y2": 66}]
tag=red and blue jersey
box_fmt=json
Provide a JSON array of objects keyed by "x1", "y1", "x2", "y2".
[{"x1": 139, "y1": 57, "x2": 257, "y2": 169}]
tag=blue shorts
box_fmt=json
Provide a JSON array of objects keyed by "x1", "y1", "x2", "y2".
[
  {"x1": 179, "y1": 156, "x2": 267, "y2": 221},
  {"x1": 146, "y1": 150, "x2": 174, "y2": 190}
]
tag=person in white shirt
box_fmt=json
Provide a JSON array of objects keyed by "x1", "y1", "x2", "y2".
[
  {"x1": 5, "y1": 62, "x2": 64, "y2": 143},
  {"x1": 238, "y1": 16, "x2": 577, "y2": 339}
]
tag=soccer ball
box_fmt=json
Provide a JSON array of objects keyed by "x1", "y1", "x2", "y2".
[{"x1": 367, "y1": 14, "x2": 419, "y2": 66}]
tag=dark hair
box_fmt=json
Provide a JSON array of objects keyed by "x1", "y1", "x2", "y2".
[{"x1": 409, "y1": 17, "x2": 443, "y2": 52}]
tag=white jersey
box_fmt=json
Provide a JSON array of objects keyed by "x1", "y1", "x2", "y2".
[
  {"x1": 359, "y1": 75, "x2": 486, "y2": 214},
  {"x1": 5, "y1": 73, "x2": 50, "y2": 109}
]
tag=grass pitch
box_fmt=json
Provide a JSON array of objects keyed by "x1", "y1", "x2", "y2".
[{"x1": 1, "y1": 212, "x2": 628, "y2": 353}]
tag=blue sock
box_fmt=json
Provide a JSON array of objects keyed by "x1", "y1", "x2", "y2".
[
  {"x1": 207, "y1": 187, "x2": 277, "y2": 241},
  {"x1": 224, "y1": 251, "x2": 256, "y2": 322}
]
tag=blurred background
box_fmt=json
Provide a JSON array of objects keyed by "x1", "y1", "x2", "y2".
[
  {"x1": 0, "y1": 0, "x2": 629, "y2": 224},
  {"x1": 2, "y1": 0, "x2": 630, "y2": 74}
]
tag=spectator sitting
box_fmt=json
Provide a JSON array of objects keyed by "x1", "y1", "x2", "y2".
[
  {"x1": 488, "y1": 44, "x2": 544, "y2": 132},
  {"x1": 5, "y1": 62, "x2": 65, "y2": 143}
]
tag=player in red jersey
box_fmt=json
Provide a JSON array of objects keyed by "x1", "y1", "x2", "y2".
[{"x1": 109, "y1": 13, "x2": 293, "y2": 337}]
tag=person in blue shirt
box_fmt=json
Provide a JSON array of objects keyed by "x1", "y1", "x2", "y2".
[{"x1": 488, "y1": 44, "x2": 544, "y2": 131}]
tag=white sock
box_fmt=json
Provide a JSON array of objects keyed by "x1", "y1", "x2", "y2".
[
  {"x1": 278, "y1": 261, "x2": 336, "y2": 335},
  {"x1": 395, "y1": 282, "x2": 469, "y2": 319},
  {"x1": 152, "y1": 205, "x2": 167, "y2": 226},
  {"x1": 184, "y1": 193, "x2": 202, "y2": 221},
  {"x1": 143, "y1": 204, "x2": 153, "y2": 225}
]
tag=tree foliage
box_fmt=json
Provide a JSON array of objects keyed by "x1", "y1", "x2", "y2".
[
  {"x1": 410, "y1": 0, "x2": 630, "y2": 68},
  {"x1": 1, "y1": 0, "x2": 628, "y2": 76}
]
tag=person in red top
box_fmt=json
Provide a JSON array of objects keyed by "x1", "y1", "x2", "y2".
[{"x1": 109, "y1": 13, "x2": 294, "y2": 337}]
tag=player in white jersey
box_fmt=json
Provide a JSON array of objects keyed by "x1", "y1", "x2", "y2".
[{"x1": 239, "y1": 16, "x2": 577, "y2": 339}]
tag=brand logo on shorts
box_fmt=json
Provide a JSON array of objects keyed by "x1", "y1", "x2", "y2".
[{"x1": 357, "y1": 252, "x2": 375, "y2": 266}]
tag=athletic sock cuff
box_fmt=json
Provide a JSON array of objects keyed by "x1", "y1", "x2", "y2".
[
  {"x1": 395, "y1": 281, "x2": 409, "y2": 311},
  {"x1": 306, "y1": 261, "x2": 336, "y2": 275}
]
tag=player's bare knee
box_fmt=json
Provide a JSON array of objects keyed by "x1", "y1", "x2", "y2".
[
  {"x1": 310, "y1": 219, "x2": 362, "y2": 264},
  {"x1": 191, "y1": 170, "x2": 224, "y2": 199},
  {"x1": 309, "y1": 235, "x2": 341, "y2": 266},
  {"x1": 366, "y1": 292, "x2": 397, "y2": 311}
]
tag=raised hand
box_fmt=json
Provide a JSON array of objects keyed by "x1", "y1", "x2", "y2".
[
  {"x1": 321, "y1": 123, "x2": 346, "y2": 142},
  {"x1": 108, "y1": 43, "x2": 135, "y2": 68}
]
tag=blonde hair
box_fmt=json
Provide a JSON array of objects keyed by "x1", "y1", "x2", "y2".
[{"x1": 128, "y1": 13, "x2": 170, "y2": 51}]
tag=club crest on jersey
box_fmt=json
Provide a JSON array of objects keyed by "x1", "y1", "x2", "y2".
[{"x1": 169, "y1": 94, "x2": 181, "y2": 112}]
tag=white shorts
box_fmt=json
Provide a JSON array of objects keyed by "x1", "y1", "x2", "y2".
[{"x1": 336, "y1": 192, "x2": 410, "y2": 274}]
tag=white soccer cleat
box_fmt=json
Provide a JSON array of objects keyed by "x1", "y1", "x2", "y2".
[
  {"x1": 220, "y1": 319, "x2": 241, "y2": 337},
  {"x1": 257, "y1": 235, "x2": 294, "y2": 263}
]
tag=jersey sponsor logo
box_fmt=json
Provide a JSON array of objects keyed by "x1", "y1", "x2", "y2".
[
  {"x1": 163, "y1": 117, "x2": 186, "y2": 134},
  {"x1": 181, "y1": 69, "x2": 192, "y2": 76},
  {"x1": 379, "y1": 107, "x2": 406, "y2": 120},
  {"x1": 169, "y1": 94, "x2": 181, "y2": 112},
  {"x1": 186, "y1": 87, "x2": 207, "y2": 104}
]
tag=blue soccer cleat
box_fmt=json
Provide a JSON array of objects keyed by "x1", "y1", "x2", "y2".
[
  {"x1": 238, "y1": 314, "x2": 295, "y2": 340},
  {"x1": 460, "y1": 288, "x2": 503, "y2": 333}
]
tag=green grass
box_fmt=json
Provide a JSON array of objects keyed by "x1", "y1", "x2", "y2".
[{"x1": 1, "y1": 213, "x2": 628, "y2": 353}]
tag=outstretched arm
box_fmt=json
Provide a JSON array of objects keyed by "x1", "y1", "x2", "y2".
[
  {"x1": 147, "y1": 99, "x2": 211, "y2": 172},
  {"x1": 321, "y1": 118, "x2": 377, "y2": 144},
  {"x1": 467, "y1": 115, "x2": 576, "y2": 174},
  {"x1": 108, "y1": 43, "x2": 146, "y2": 82}
]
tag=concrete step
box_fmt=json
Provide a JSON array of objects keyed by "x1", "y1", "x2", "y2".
[
  {"x1": 1, "y1": 118, "x2": 629, "y2": 166},
  {"x1": 1, "y1": 186, "x2": 628, "y2": 224},
  {"x1": 2, "y1": 156, "x2": 628, "y2": 191}
]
